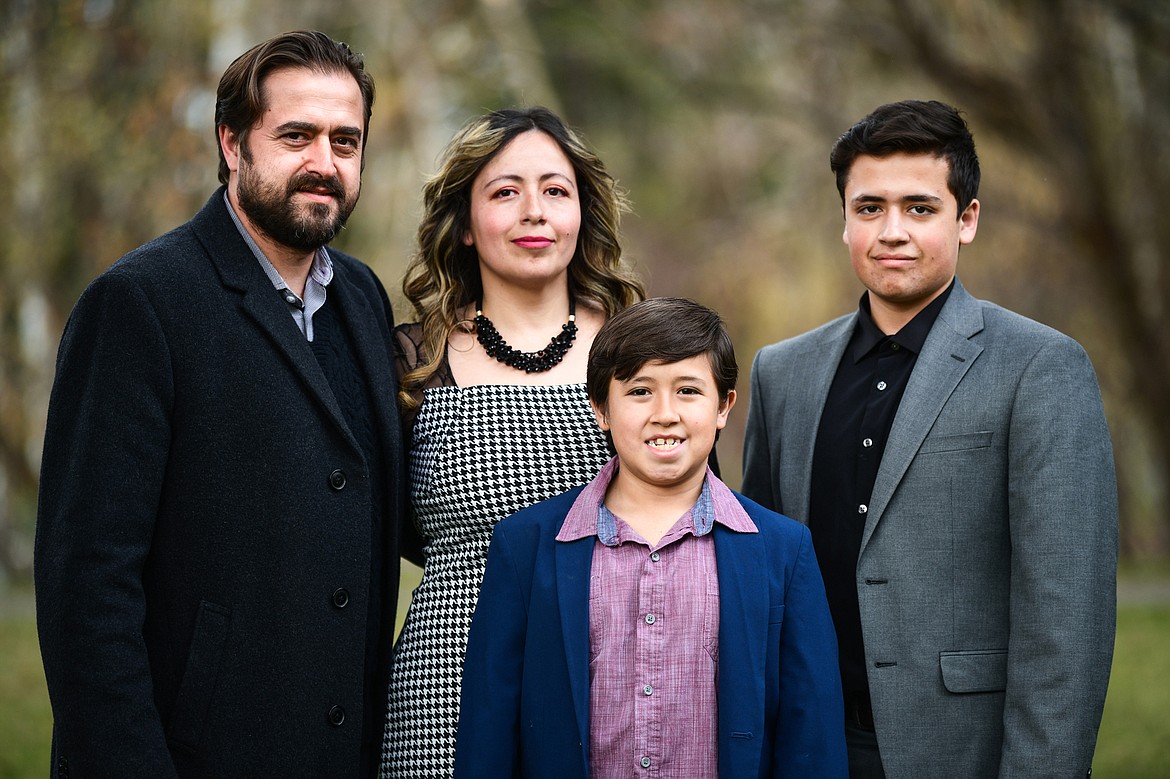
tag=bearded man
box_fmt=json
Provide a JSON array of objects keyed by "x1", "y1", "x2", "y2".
[{"x1": 35, "y1": 31, "x2": 406, "y2": 778}]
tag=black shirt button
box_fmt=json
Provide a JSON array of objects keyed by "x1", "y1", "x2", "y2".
[
  {"x1": 327, "y1": 705, "x2": 346, "y2": 726},
  {"x1": 328, "y1": 469, "x2": 346, "y2": 490},
  {"x1": 332, "y1": 588, "x2": 350, "y2": 608}
]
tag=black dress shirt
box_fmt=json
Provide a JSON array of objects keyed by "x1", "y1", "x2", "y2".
[{"x1": 809, "y1": 281, "x2": 954, "y2": 698}]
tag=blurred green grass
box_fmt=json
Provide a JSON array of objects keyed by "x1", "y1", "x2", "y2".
[{"x1": 3, "y1": 569, "x2": 1167, "y2": 777}]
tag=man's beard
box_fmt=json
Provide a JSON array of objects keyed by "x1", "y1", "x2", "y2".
[{"x1": 237, "y1": 161, "x2": 358, "y2": 253}]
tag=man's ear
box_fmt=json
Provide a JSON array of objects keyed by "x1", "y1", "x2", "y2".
[{"x1": 219, "y1": 125, "x2": 242, "y2": 174}]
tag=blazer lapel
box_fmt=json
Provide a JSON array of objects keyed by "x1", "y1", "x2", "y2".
[
  {"x1": 556, "y1": 536, "x2": 596, "y2": 758},
  {"x1": 714, "y1": 524, "x2": 768, "y2": 778},
  {"x1": 191, "y1": 192, "x2": 356, "y2": 449},
  {"x1": 784, "y1": 316, "x2": 854, "y2": 521},
  {"x1": 861, "y1": 280, "x2": 984, "y2": 553}
]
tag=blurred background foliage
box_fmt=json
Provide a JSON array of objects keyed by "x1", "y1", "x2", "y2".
[
  {"x1": 4, "y1": 0, "x2": 1169, "y2": 581},
  {"x1": 2, "y1": 0, "x2": 1169, "y2": 775}
]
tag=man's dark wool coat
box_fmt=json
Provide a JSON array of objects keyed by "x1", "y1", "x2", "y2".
[{"x1": 35, "y1": 189, "x2": 408, "y2": 778}]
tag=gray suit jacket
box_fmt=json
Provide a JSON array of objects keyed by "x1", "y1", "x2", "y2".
[{"x1": 742, "y1": 278, "x2": 1117, "y2": 778}]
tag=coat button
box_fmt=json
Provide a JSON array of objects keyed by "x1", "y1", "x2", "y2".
[
  {"x1": 328, "y1": 469, "x2": 346, "y2": 490},
  {"x1": 327, "y1": 705, "x2": 346, "y2": 726},
  {"x1": 332, "y1": 588, "x2": 350, "y2": 608}
]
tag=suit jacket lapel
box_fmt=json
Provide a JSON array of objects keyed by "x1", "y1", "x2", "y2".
[
  {"x1": 785, "y1": 317, "x2": 854, "y2": 521},
  {"x1": 190, "y1": 191, "x2": 355, "y2": 450},
  {"x1": 861, "y1": 280, "x2": 984, "y2": 552},
  {"x1": 556, "y1": 536, "x2": 595, "y2": 757},
  {"x1": 714, "y1": 524, "x2": 767, "y2": 778}
]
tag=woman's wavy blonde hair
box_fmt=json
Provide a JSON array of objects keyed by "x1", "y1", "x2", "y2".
[{"x1": 398, "y1": 106, "x2": 645, "y2": 409}]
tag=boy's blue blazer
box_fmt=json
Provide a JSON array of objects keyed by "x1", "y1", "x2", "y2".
[{"x1": 454, "y1": 486, "x2": 848, "y2": 778}]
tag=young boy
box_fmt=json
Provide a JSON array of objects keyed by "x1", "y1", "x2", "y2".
[{"x1": 454, "y1": 297, "x2": 847, "y2": 778}]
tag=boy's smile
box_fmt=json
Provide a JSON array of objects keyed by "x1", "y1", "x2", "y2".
[{"x1": 593, "y1": 355, "x2": 735, "y2": 499}]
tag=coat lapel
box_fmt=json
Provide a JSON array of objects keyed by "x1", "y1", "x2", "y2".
[
  {"x1": 556, "y1": 535, "x2": 595, "y2": 759},
  {"x1": 328, "y1": 265, "x2": 403, "y2": 468},
  {"x1": 190, "y1": 191, "x2": 357, "y2": 452},
  {"x1": 861, "y1": 280, "x2": 984, "y2": 553},
  {"x1": 714, "y1": 524, "x2": 768, "y2": 778},
  {"x1": 784, "y1": 317, "x2": 854, "y2": 521}
]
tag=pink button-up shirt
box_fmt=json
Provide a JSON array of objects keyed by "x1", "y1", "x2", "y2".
[{"x1": 556, "y1": 458, "x2": 758, "y2": 778}]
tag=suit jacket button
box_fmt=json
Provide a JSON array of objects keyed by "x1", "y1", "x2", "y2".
[
  {"x1": 332, "y1": 588, "x2": 350, "y2": 608},
  {"x1": 328, "y1": 469, "x2": 347, "y2": 490},
  {"x1": 328, "y1": 705, "x2": 346, "y2": 726}
]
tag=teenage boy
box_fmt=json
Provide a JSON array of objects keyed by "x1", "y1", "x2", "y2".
[
  {"x1": 455, "y1": 297, "x2": 847, "y2": 778},
  {"x1": 742, "y1": 100, "x2": 1117, "y2": 777}
]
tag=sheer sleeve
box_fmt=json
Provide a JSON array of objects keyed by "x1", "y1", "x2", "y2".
[{"x1": 394, "y1": 322, "x2": 454, "y2": 436}]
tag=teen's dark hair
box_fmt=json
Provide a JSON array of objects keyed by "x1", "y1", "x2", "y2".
[
  {"x1": 214, "y1": 30, "x2": 375, "y2": 185},
  {"x1": 830, "y1": 99, "x2": 980, "y2": 213},
  {"x1": 587, "y1": 297, "x2": 737, "y2": 409}
]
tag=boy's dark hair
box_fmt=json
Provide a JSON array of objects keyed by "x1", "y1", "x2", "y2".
[
  {"x1": 215, "y1": 30, "x2": 375, "y2": 185},
  {"x1": 830, "y1": 99, "x2": 980, "y2": 213},
  {"x1": 587, "y1": 297, "x2": 737, "y2": 409}
]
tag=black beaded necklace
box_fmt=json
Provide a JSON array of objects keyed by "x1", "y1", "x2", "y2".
[{"x1": 475, "y1": 295, "x2": 578, "y2": 373}]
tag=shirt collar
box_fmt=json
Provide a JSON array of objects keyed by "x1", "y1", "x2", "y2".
[
  {"x1": 223, "y1": 191, "x2": 334, "y2": 302},
  {"x1": 850, "y1": 277, "x2": 955, "y2": 363},
  {"x1": 556, "y1": 457, "x2": 758, "y2": 545}
]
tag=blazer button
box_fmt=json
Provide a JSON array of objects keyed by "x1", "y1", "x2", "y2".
[
  {"x1": 328, "y1": 705, "x2": 346, "y2": 726},
  {"x1": 328, "y1": 469, "x2": 347, "y2": 490},
  {"x1": 332, "y1": 588, "x2": 350, "y2": 608}
]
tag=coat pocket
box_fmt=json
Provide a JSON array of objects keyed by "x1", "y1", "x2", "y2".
[
  {"x1": 939, "y1": 648, "x2": 1007, "y2": 693},
  {"x1": 918, "y1": 430, "x2": 994, "y2": 455},
  {"x1": 168, "y1": 600, "x2": 232, "y2": 751}
]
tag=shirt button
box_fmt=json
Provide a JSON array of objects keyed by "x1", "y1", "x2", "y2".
[
  {"x1": 644, "y1": 613, "x2": 656, "y2": 625},
  {"x1": 643, "y1": 684, "x2": 653, "y2": 696},
  {"x1": 863, "y1": 438, "x2": 873, "y2": 448},
  {"x1": 891, "y1": 343, "x2": 901, "y2": 351},
  {"x1": 858, "y1": 504, "x2": 868, "y2": 514},
  {"x1": 328, "y1": 469, "x2": 346, "y2": 490},
  {"x1": 877, "y1": 381, "x2": 888, "y2": 391},
  {"x1": 650, "y1": 552, "x2": 660, "y2": 562},
  {"x1": 640, "y1": 756, "x2": 652, "y2": 768},
  {"x1": 327, "y1": 705, "x2": 346, "y2": 726},
  {"x1": 331, "y1": 588, "x2": 350, "y2": 608}
]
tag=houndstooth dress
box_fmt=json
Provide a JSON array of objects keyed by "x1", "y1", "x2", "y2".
[{"x1": 382, "y1": 324, "x2": 610, "y2": 778}]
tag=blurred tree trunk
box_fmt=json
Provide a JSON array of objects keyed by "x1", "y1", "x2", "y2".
[{"x1": 0, "y1": 0, "x2": 215, "y2": 580}]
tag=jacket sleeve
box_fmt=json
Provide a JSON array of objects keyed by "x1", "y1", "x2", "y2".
[
  {"x1": 998, "y1": 337, "x2": 1117, "y2": 777},
  {"x1": 742, "y1": 349, "x2": 780, "y2": 511},
  {"x1": 772, "y1": 526, "x2": 849, "y2": 778},
  {"x1": 454, "y1": 523, "x2": 526, "y2": 778},
  {"x1": 34, "y1": 269, "x2": 180, "y2": 778}
]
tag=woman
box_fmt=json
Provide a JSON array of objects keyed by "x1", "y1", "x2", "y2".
[{"x1": 382, "y1": 107, "x2": 644, "y2": 777}]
